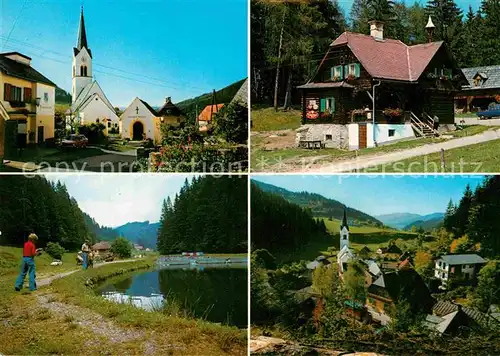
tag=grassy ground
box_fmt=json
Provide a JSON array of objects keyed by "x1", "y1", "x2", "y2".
[
  {"x1": 251, "y1": 106, "x2": 302, "y2": 131},
  {"x1": 371, "y1": 137, "x2": 500, "y2": 173},
  {"x1": 273, "y1": 219, "x2": 417, "y2": 265},
  {"x1": 0, "y1": 247, "x2": 247, "y2": 355},
  {"x1": 251, "y1": 125, "x2": 499, "y2": 172}
]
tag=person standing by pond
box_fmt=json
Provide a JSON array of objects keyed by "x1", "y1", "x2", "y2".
[
  {"x1": 14, "y1": 233, "x2": 40, "y2": 292},
  {"x1": 81, "y1": 240, "x2": 91, "y2": 270}
]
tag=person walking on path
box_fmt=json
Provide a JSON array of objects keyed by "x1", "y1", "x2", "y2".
[
  {"x1": 81, "y1": 240, "x2": 91, "y2": 270},
  {"x1": 15, "y1": 233, "x2": 40, "y2": 292}
]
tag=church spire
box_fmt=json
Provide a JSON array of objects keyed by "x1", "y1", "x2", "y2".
[
  {"x1": 341, "y1": 207, "x2": 349, "y2": 231},
  {"x1": 77, "y1": 6, "x2": 88, "y2": 50}
]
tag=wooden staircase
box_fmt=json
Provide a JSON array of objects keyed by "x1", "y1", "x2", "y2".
[{"x1": 410, "y1": 111, "x2": 440, "y2": 138}]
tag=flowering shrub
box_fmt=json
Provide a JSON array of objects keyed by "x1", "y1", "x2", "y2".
[
  {"x1": 495, "y1": 95, "x2": 500, "y2": 103},
  {"x1": 346, "y1": 74, "x2": 356, "y2": 81},
  {"x1": 332, "y1": 75, "x2": 341, "y2": 82},
  {"x1": 383, "y1": 108, "x2": 403, "y2": 117}
]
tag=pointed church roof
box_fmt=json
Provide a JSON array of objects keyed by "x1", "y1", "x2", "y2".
[
  {"x1": 74, "y1": 7, "x2": 92, "y2": 58},
  {"x1": 341, "y1": 208, "x2": 349, "y2": 231}
]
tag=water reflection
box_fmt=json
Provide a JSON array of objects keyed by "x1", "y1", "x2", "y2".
[{"x1": 98, "y1": 263, "x2": 247, "y2": 327}]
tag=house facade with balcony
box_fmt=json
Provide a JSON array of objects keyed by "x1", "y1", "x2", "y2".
[
  {"x1": 0, "y1": 52, "x2": 56, "y2": 158},
  {"x1": 296, "y1": 18, "x2": 467, "y2": 150},
  {"x1": 434, "y1": 254, "x2": 486, "y2": 285}
]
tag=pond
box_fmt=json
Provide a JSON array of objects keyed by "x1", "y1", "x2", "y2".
[{"x1": 97, "y1": 263, "x2": 247, "y2": 327}]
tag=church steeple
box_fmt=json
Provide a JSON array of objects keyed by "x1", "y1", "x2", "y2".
[
  {"x1": 339, "y1": 207, "x2": 350, "y2": 251},
  {"x1": 341, "y1": 207, "x2": 349, "y2": 231},
  {"x1": 77, "y1": 7, "x2": 88, "y2": 50}
]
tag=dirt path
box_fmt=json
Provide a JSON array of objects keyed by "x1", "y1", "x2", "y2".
[
  {"x1": 285, "y1": 128, "x2": 500, "y2": 172},
  {"x1": 37, "y1": 259, "x2": 139, "y2": 287}
]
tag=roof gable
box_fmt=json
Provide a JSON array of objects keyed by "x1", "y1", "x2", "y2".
[
  {"x1": 72, "y1": 81, "x2": 116, "y2": 114},
  {"x1": 326, "y1": 32, "x2": 444, "y2": 82},
  {"x1": 198, "y1": 104, "x2": 224, "y2": 122},
  {"x1": 0, "y1": 54, "x2": 56, "y2": 87},
  {"x1": 121, "y1": 97, "x2": 158, "y2": 119}
]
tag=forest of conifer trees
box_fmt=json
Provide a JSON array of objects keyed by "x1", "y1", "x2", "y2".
[
  {"x1": 0, "y1": 176, "x2": 94, "y2": 250},
  {"x1": 156, "y1": 176, "x2": 248, "y2": 254},
  {"x1": 443, "y1": 175, "x2": 500, "y2": 258},
  {"x1": 251, "y1": 0, "x2": 500, "y2": 106},
  {"x1": 251, "y1": 182, "x2": 330, "y2": 255}
]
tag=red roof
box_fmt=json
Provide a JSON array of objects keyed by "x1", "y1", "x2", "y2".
[
  {"x1": 198, "y1": 104, "x2": 224, "y2": 122},
  {"x1": 330, "y1": 32, "x2": 443, "y2": 82}
]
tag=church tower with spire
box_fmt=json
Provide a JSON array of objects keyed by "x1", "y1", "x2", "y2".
[
  {"x1": 340, "y1": 208, "x2": 350, "y2": 250},
  {"x1": 72, "y1": 7, "x2": 93, "y2": 103}
]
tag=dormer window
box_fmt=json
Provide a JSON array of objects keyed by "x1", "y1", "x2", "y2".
[
  {"x1": 473, "y1": 72, "x2": 487, "y2": 86},
  {"x1": 344, "y1": 63, "x2": 360, "y2": 79},
  {"x1": 331, "y1": 65, "x2": 343, "y2": 81}
]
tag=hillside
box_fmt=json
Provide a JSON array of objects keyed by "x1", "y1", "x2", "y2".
[
  {"x1": 114, "y1": 221, "x2": 160, "y2": 249},
  {"x1": 376, "y1": 212, "x2": 444, "y2": 230},
  {"x1": 252, "y1": 180, "x2": 383, "y2": 226},
  {"x1": 55, "y1": 87, "x2": 72, "y2": 104},
  {"x1": 403, "y1": 217, "x2": 444, "y2": 232},
  {"x1": 176, "y1": 78, "x2": 246, "y2": 116}
]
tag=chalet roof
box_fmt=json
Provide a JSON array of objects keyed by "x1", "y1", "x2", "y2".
[
  {"x1": 461, "y1": 65, "x2": 500, "y2": 90},
  {"x1": 364, "y1": 259, "x2": 381, "y2": 277},
  {"x1": 329, "y1": 32, "x2": 443, "y2": 82},
  {"x1": 439, "y1": 254, "x2": 486, "y2": 265},
  {"x1": 297, "y1": 82, "x2": 355, "y2": 89},
  {"x1": 0, "y1": 53, "x2": 56, "y2": 87},
  {"x1": 157, "y1": 97, "x2": 183, "y2": 117},
  {"x1": 92, "y1": 241, "x2": 111, "y2": 250},
  {"x1": 198, "y1": 104, "x2": 224, "y2": 122}
]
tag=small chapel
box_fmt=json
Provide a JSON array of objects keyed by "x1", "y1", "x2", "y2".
[{"x1": 66, "y1": 7, "x2": 120, "y2": 135}]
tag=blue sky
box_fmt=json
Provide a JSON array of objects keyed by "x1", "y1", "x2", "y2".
[
  {"x1": 0, "y1": 0, "x2": 248, "y2": 107},
  {"x1": 45, "y1": 174, "x2": 196, "y2": 227},
  {"x1": 252, "y1": 175, "x2": 487, "y2": 216}
]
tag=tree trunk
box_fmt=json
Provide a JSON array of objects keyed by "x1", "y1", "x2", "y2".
[
  {"x1": 273, "y1": 7, "x2": 286, "y2": 112},
  {"x1": 282, "y1": 72, "x2": 292, "y2": 110}
]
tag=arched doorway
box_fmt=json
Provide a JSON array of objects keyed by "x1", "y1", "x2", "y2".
[{"x1": 132, "y1": 121, "x2": 144, "y2": 141}]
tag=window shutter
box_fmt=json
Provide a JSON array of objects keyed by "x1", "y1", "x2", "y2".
[
  {"x1": 24, "y1": 88, "x2": 32, "y2": 102},
  {"x1": 355, "y1": 63, "x2": 361, "y2": 78},
  {"x1": 331, "y1": 97, "x2": 335, "y2": 113},
  {"x1": 320, "y1": 98, "x2": 326, "y2": 112},
  {"x1": 344, "y1": 65, "x2": 349, "y2": 79},
  {"x1": 3, "y1": 83, "x2": 9, "y2": 101},
  {"x1": 330, "y1": 67, "x2": 334, "y2": 80},
  {"x1": 339, "y1": 65, "x2": 344, "y2": 79}
]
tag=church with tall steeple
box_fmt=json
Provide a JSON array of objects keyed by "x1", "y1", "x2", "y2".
[
  {"x1": 337, "y1": 207, "x2": 354, "y2": 274},
  {"x1": 67, "y1": 7, "x2": 120, "y2": 134}
]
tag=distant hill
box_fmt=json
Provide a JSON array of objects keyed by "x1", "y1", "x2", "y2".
[
  {"x1": 55, "y1": 87, "x2": 72, "y2": 104},
  {"x1": 84, "y1": 214, "x2": 159, "y2": 250},
  {"x1": 114, "y1": 221, "x2": 160, "y2": 249},
  {"x1": 376, "y1": 212, "x2": 444, "y2": 230},
  {"x1": 176, "y1": 78, "x2": 246, "y2": 116},
  {"x1": 403, "y1": 215, "x2": 444, "y2": 232},
  {"x1": 252, "y1": 180, "x2": 383, "y2": 227}
]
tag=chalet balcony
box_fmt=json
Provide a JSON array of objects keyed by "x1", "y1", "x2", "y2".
[{"x1": 350, "y1": 110, "x2": 411, "y2": 124}]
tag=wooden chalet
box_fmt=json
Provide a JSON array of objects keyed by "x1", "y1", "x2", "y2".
[
  {"x1": 297, "y1": 19, "x2": 467, "y2": 150},
  {"x1": 455, "y1": 65, "x2": 500, "y2": 113}
]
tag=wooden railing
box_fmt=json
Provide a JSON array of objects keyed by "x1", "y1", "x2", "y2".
[{"x1": 410, "y1": 111, "x2": 440, "y2": 137}]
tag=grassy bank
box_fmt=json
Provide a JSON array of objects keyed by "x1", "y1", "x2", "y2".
[
  {"x1": 0, "y1": 253, "x2": 247, "y2": 355},
  {"x1": 251, "y1": 106, "x2": 302, "y2": 131}
]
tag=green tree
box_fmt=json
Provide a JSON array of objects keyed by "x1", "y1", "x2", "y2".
[
  {"x1": 213, "y1": 102, "x2": 248, "y2": 144},
  {"x1": 312, "y1": 264, "x2": 339, "y2": 299},
  {"x1": 343, "y1": 261, "x2": 367, "y2": 303},
  {"x1": 111, "y1": 237, "x2": 132, "y2": 258},
  {"x1": 472, "y1": 261, "x2": 500, "y2": 312},
  {"x1": 45, "y1": 242, "x2": 66, "y2": 260}
]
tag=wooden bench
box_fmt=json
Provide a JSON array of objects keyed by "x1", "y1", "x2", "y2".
[{"x1": 299, "y1": 140, "x2": 323, "y2": 149}]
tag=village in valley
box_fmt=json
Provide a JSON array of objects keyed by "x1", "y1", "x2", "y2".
[
  {"x1": 0, "y1": 4, "x2": 248, "y2": 173},
  {"x1": 251, "y1": 0, "x2": 500, "y2": 173},
  {"x1": 250, "y1": 176, "x2": 500, "y2": 355}
]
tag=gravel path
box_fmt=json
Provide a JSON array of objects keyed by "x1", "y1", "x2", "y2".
[{"x1": 289, "y1": 128, "x2": 500, "y2": 172}]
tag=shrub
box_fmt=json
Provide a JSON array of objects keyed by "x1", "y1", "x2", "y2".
[
  {"x1": 45, "y1": 242, "x2": 66, "y2": 260},
  {"x1": 78, "y1": 123, "x2": 106, "y2": 144},
  {"x1": 111, "y1": 237, "x2": 132, "y2": 258},
  {"x1": 252, "y1": 249, "x2": 276, "y2": 270}
]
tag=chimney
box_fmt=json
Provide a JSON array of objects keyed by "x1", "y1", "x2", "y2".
[
  {"x1": 368, "y1": 20, "x2": 384, "y2": 40},
  {"x1": 165, "y1": 97, "x2": 171, "y2": 103},
  {"x1": 3, "y1": 52, "x2": 31, "y2": 66},
  {"x1": 426, "y1": 16, "x2": 435, "y2": 43}
]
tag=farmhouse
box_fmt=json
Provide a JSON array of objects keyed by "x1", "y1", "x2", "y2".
[
  {"x1": 296, "y1": 17, "x2": 467, "y2": 150},
  {"x1": 434, "y1": 254, "x2": 486, "y2": 284},
  {"x1": 0, "y1": 52, "x2": 56, "y2": 158},
  {"x1": 455, "y1": 65, "x2": 500, "y2": 113},
  {"x1": 198, "y1": 103, "x2": 224, "y2": 132},
  {"x1": 92, "y1": 241, "x2": 111, "y2": 254}
]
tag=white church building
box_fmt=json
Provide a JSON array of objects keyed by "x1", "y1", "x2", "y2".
[
  {"x1": 67, "y1": 8, "x2": 119, "y2": 134},
  {"x1": 337, "y1": 209, "x2": 355, "y2": 274}
]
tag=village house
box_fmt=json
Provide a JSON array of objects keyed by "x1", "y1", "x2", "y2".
[
  {"x1": 66, "y1": 7, "x2": 120, "y2": 135},
  {"x1": 376, "y1": 243, "x2": 403, "y2": 259},
  {"x1": 434, "y1": 254, "x2": 486, "y2": 285},
  {"x1": 455, "y1": 65, "x2": 500, "y2": 113},
  {"x1": 0, "y1": 52, "x2": 56, "y2": 158},
  {"x1": 120, "y1": 97, "x2": 185, "y2": 143},
  {"x1": 296, "y1": 17, "x2": 467, "y2": 150},
  {"x1": 92, "y1": 241, "x2": 111, "y2": 255},
  {"x1": 198, "y1": 103, "x2": 224, "y2": 132}
]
